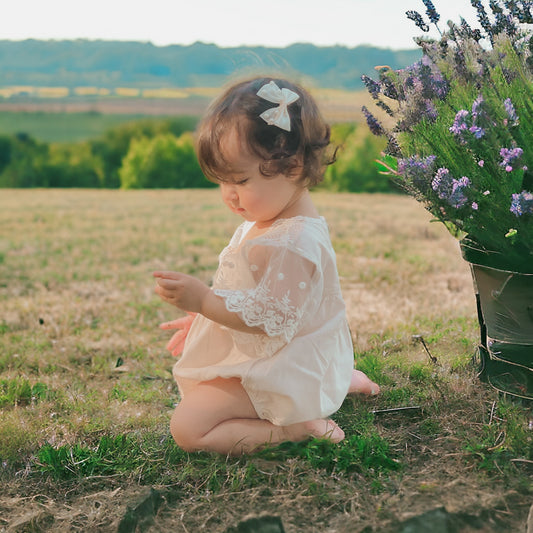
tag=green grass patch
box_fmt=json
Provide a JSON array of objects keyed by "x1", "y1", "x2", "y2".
[
  {"x1": 0, "y1": 112, "x2": 157, "y2": 142},
  {"x1": 0, "y1": 377, "x2": 52, "y2": 406}
]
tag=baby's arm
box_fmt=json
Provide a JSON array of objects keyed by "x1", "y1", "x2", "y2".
[{"x1": 153, "y1": 271, "x2": 264, "y2": 335}]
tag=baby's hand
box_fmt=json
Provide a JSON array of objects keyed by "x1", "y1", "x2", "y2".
[
  {"x1": 153, "y1": 271, "x2": 210, "y2": 313},
  {"x1": 159, "y1": 312, "x2": 196, "y2": 356}
]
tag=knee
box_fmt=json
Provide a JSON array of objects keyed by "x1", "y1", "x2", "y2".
[{"x1": 170, "y1": 408, "x2": 202, "y2": 452}]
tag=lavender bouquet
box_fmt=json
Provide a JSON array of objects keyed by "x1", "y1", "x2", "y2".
[{"x1": 362, "y1": 0, "x2": 533, "y2": 272}]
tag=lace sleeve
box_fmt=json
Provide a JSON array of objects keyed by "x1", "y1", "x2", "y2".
[{"x1": 213, "y1": 245, "x2": 320, "y2": 343}]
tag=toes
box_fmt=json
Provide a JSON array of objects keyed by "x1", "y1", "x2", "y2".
[
  {"x1": 348, "y1": 370, "x2": 380, "y2": 396},
  {"x1": 306, "y1": 419, "x2": 345, "y2": 443}
]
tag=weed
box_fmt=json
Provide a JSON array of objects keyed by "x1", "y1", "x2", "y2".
[
  {"x1": 36, "y1": 434, "x2": 141, "y2": 480},
  {"x1": 464, "y1": 398, "x2": 533, "y2": 473},
  {"x1": 0, "y1": 377, "x2": 52, "y2": 407},
  {"x1": 408, "y1": 363, "x2": 432, "y2": 383}
]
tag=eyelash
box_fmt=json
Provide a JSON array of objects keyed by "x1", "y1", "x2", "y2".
[{"x1": 235, "y1": 178, "x2": 249, "y2": 185}]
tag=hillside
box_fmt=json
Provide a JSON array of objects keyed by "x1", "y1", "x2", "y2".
[{"x1": 0, "y1": 40, "x2": 421, "y2": 91}]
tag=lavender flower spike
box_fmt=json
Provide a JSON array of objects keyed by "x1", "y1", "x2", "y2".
[
  {"x1": 362, "y1": 106, "x2": 386, "y2": 136},
  {"x1": 406, "y1": 10, "x2": 430, "y2": 32},
  {"x1": 449, "y1": 109, "x2": 469, "y2": 139},
  {"x1": 361, "y1": 75, "x2": 381, "y2": 99},
  {"x1": 423, "y1": 0, "x2": 440, "y2": 24},
  {"x1": 432, "y1": 168, "x2": 471, "y2": 208},
  {"x1": 500, "y1": 147, "x2": 524, "y2": 172},
  {"x1": 510, "y1": 191, "x2": 533, "y2": 216},
  {"x1": 504, "y1": 98, "x2": 519, "y2": 126}
]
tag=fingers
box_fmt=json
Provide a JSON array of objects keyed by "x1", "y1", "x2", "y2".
[
  {"x1": 166, "y1": 330, "x2": 186, "y2": 353},
  {"x1": 153, "y1": 271, "x2": 183, "y2": 280},
  {"x1": 159, "y1": 312, "x2": 197, "y2": 330},
  {"x1": 160, "y1": 317, "x2": 190, "y2": 329}
]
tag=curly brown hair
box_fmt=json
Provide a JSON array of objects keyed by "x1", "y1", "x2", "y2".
[{"x1": 196, "y1": 77, "x2": 335, "y2": 188}]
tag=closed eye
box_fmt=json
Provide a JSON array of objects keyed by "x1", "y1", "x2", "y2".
[{"x1": 235, "y1": 178, "x2": 249, "y2": 185}]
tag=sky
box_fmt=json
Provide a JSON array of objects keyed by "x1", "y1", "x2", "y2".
[{"x1": 1, "y1": 0, "x2": 482, "y2": 50}]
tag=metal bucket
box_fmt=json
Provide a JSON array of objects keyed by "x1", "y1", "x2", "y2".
[{"x1": 461, "y1": 241, "x2": 533, "y2": 400}]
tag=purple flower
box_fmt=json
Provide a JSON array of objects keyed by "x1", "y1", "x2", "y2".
[
  {"x1": 471, "y1": 95, "x2": 484, "y2": 117},
  {"x1": 510, "y1": 191, "x2": 533, "y2": 216},
  {"x1": 503, "y1": 98, "x2": 519, "y2": 126},
  {"x1": 472, "y1": 202, "x2": 479, "y2": 210},
  {"x1": 431, "y1": 167, "x2": 451, "y2": 198},
  {"x1": 406, "y1": 10, "x2": 430, "y2": 32},
  {"x1": 432, "y1": 168, "x2": 470, "y2": 208},
  {"x1": 424, "y1": 100, "x2": 438, "y2": 121},
  {"x1": 448, "y1": 177, "x2": 471, "y2": 208},
  {"x1": 422, "y1": 0, "x2": 440, "y2": 24},
  {"x1": 500, "y1": 147, "x2": 524, "y2": 171},
  {"x1": 471, "y1": 0, "x2": 492, "y2": 33},
  {"x1": 361, "y1": 75, "x2": 381, "y2": 99},
  {"x1": 449, "y1": 110, "x2": 469, "y2": 139},
  {"x1": 362, "y1": 106, "x2": 386, "y2": 136},
  {"x1": 469, "y1": 125, "x2": 485, "y2": 139},
  {"x1": 398, "y1": 155, "x2": 437, "y2": 191}
]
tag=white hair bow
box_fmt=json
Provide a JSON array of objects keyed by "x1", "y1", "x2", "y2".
[{"x1": 256, "y1": 81, "x2": 299, "y2": 132}]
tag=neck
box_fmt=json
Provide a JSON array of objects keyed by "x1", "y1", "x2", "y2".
[{"x1": 255, "y1": 189, "x2": 319, "y2": 229}]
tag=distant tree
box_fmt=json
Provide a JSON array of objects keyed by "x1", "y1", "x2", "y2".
[
  {"x1": 0, "y1": 134, "x2": 49, "y2": 187},
  {"x1": 119, "y1": 132, "x2": 212, "y2": 189},
  {"x1": 90, "y1": 117, "x2": 198, "y2": 188},
  {"x1": 44, "y1": 142, "x2": 103, "y2": 187},
  {"x1": 324, "y1": 125, "x2": 390, "y2": 192},
  {"x1": 0, "y1": 135, "x2": 11, "y2": 173}
]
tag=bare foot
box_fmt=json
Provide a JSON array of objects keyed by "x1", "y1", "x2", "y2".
[
  {"x1": 283, "y1": 418, "x2": 345, "y2": 443},
  {"x1": 348, "y1": 369, "x2": 380, "y2": 396},
  {"x1": 304, "y1": 418, "x2": 345, "y2": 443}
]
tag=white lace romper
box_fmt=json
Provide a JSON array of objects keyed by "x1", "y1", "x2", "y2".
[{"x1": 172, "y1": 216, "x2": 353, "y2": 426}]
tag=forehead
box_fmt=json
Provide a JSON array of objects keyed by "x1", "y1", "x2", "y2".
[{"x1": 218, "y1": 127, "x2": 259, "y2": 177}]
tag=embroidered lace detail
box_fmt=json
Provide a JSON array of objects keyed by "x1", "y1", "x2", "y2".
[{"x1": 214, "y1": 265, "x2": 304, "y2": 343}]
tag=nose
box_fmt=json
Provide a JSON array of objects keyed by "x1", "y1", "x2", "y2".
[{"x1": 221, "y1": 183, "x2": 238, "y2": 204}]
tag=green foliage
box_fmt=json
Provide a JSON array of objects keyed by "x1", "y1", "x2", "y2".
[
  {"x1": 463, "y1": 398, "x2": 533, "y2": 473},
  {"x1": 260, "y1": 432, "x2": 400, "y2": 475},
  {"x1": 90, "y1": 116, "x2": 198, "y2": 188},
  {"x1": 325, "y1": 124, "x2": 391, "y2": 192},
  {"x1": 0, "y1": 114, "x2": 399, "y2": 192},
  {"x1": 119, "y1": 132, "x2": 212, "y2": 189},
  {"x1": 0, "y1": 377, "x2": 51, "y2": 406},
  {"x1": 0, "y1": 133, "x2": 49, "y2": 187},
  {"x1": 37, "y1": 435, "x2": 141, "y2": 480},
  {"x1": 44, "y1": 142, "x2": 103, "y2": 187}
]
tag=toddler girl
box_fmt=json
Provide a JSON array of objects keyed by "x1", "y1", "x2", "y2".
[{"x1": 154, "y1": 77, "x2": 379, "y2": 455}]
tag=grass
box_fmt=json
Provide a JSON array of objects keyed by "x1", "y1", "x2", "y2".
[
  {"x1": 0, "y1": 89, "x2": 376, "y2": 142},
  {"x1": 0, "y1": 111, "x2": 165, "y2": 142},
  {"x1": 0, "y1": 189, "x2": 531, "y2": 532}
]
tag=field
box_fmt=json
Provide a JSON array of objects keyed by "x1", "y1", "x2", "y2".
[
  {"x1": 0, "y1": 189, "x2": 531, "y2": 532},
  {"x1": 0, "y1": 88, "x2": 376, "y2": 142}
]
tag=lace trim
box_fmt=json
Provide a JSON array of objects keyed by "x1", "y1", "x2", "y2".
[{"x1": 214, "y1": 266, "x2": 304, "y2": 343}]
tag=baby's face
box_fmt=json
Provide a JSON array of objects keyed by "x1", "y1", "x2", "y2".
[{"x1": 217, "y1": 128, "x2": 305, "y2": 228}]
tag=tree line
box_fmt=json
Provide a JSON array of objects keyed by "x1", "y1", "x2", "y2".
[
  {"x1": 0, "y1": 117, "x2": 393, "y2": 193},
  {"x1": 0, "y1": 40, "x2": 420, "y2": 91}
]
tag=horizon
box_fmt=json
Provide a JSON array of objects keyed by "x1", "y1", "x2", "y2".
[
  {"x1": 1, "y1": 0, "x2": 482, "y2": 51},
  {"x1": 0, "y1": 37, "x2": 420, "y2": 52}
]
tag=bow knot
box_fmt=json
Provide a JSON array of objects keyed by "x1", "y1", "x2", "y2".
[{"x1": 256, "y1": 81, "x2": 299, "y2": 132}]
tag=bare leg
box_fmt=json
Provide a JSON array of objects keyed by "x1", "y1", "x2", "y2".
[
  {"x1": 348, "y1": 369, "x2": 380, "y2": 396},
  {"x1": 170, "y1": 377, "x2": 344, "y2": 455}
]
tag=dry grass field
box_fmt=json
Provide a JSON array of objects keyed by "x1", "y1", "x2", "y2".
[
  {"x1": 0, "y1": 88, "x2": 377, "y2": 124},
  {"x1": 0, "y1": 189, "x2": 531, "y2": 532}
]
